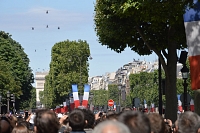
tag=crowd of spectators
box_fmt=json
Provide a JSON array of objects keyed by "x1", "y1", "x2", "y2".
[{"x1": 0, "y1": 107, "x2": 200, "y2": 133}]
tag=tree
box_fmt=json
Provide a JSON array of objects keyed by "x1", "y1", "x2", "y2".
[
  {"x1": 91, "y1": 89, "x2": 108, "y2": 107},
  {"x1": 0, "y1": 60, "x2": 21, "y2": 98},
  {"x1": 128, "y1": 70, "x2": 194, "y2": 110},
  {"x1": 39, "y1": 91, "x2": 45, "y2": 107},
  {"x1": 43, "y1": 75, "x2": 54, "y2": 108},
  {"x1": 29, "y1": 87, "x2": 36, "y2": 109},
  {"x1": 108, "y1": 84, "x2": 119, "y2": 105},
  {"x1": 94, "y1": 0, "x2": 192, "y2": 122},
  {"x1": 129, "y1": 71, "x2": 160, "y2": 106},
  {"x1": 45, "y1": 40, "x2": 91, "y2": 107},
  {"x1": 0, "y1": 31, "x2": 34, "y2": 110}
]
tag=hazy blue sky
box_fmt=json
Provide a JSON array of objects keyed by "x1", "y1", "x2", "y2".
[{"x1": 0, "y1": 0, "x2": 156, "y2": 77}]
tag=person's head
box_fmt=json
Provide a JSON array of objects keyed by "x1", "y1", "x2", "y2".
[
  {"x1": 82, "y1": 109, "x2": 95, "y2": 128},
  {"x1": 147, "y1": 113, "x2": 166, "y2": 133},
  {"x1": 17, "y1": 121, "x2": 30, "y2": 130},
  {"x1": 69, "y1": 108, "x2": 85, "y2": 131},
  {"x1": 34, "y1": 109, "x2": 60, "y2": 133},
  {"x1": 122, "y1": 107, "x2": 132, "y2": 112},
  {"x1": 93, "y1": 120, "x2": 130, "y2": 133},
  {"x1": 11, "y1": 124, "x2": 29, "y2": 133},
  {"x1": 178, "y1": 111, "x2": 200, "y2": 133},
  {"x1": 106, "y1": 111, "x2": 118, "y2": 121},
  {"x1": 0, "y1": 116, "x2": 12, "y2": 133},
  {"x1": 118, "y1": 111, "x2": 151, "y2": 133}
]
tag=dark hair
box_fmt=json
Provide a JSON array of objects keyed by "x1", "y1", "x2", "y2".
[
  {"x1": 17, "y1": 121, "x2": 30, "y2": 129},
  {"x1": 82, "y1": 109, "x2": 95, "y2": 128},
  {"x1": 34, "y1": 109, "x2": 60, "y2": 133},
  {"x1": 106, "y1": 111, "x2": 118, "y2": 120},
  {"x1": 0, "y1": 117, "x2": 12, "y2": 133},
  {"x1": 122, "y1": 107, "x2": 132, "y2": 112},
  {"x1": 69, "y1": 109, "x2": 85, "y2": 131},
  {"x1": 118, "y1": 111, "x2": 151, "y2": 133}
]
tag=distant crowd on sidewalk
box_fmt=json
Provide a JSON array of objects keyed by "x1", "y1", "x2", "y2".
[{"x1": 0, "y1": 107, "x2": 200, "y2": 133}]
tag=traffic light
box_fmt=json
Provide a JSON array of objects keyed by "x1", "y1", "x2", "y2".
[{"x1": 11, "y1": 94, "x2": 15, "y2": 102}]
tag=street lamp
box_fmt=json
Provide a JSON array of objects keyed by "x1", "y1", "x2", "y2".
[
  {"x1": 118, "y1": 83, "x2": 122, "y2": 113},
  {"x1": 0, "y1": 94, "x2": 2, "y2": 114},
  {"x1": 181, "y1": 65, "x2": 189, "y2": 111},
  {"x1": 11, "y1": 94, "x2": 15, "y2": 114},
  {"x1": 89, "y1": 92, "x2": 94, "y2": 111},
  {"x1": 7, "y1": 91, "x2": 10, "y2": 113}
]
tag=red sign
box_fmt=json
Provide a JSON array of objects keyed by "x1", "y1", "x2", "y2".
[{"x1": 108, "y1": 99, "x2": 114, "y2": 107}]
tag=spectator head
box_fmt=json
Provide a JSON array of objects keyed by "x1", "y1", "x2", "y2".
[
  {"x1": 69, "y1": 108, "x2": 85, "y2": 131},
  {"x1": 93, "y1": 120, "x2": 130, "y2": 133},
  {"x1": 11, "y1": 124, "x2": 29, "y2": 133},
  {"x1": 34, "y1": 109, "x2": 60, "y2": 133},
  {"x1": 147, "y1": 113, "x2": 166, "y2": 133},
  {"x1": 82, "y1": 109, "x2": 95, "y2": 128},
  {"x1": 0, "y1": 116, "x2": 12, "y2": 133},
  {"x1": 118, "y1": 111, "x2": 151, "y2": 133},
  {"x1": 106, "y1": 111, "x2": 118, "y2": 121},
  {"x1": 178, "y1": 111, "x2": 200, "y2": 133},
  {"x1": 17, "y1": 121, "x2": 30, "y2": 130},
  {"x1": 122, "y1": 107, "x2": 132, "y2": 112}
]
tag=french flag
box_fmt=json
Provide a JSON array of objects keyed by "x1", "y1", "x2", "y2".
[
  {"x1": 72, "y1": 84, "x2": 80, "y2": 108},
  {"x1": 177, "y1": 95, "x2": 183, "y2": 113},
  {"x1": 150, "y1": 103, "x2": 155, "y2": 112},
  {"x1": 82, "y1": 84, "x2": 90, "y2": 108},
  {"x1": 70, "y1": 97, "x2": 75, "y2": 110},
  {"x1": 114, "y1": 102, "x2": 116, "y2": 111},
  {"x1": 190, "y1": 99, "x2": 195, "y2": 111},
  {"x1": 183, "y1": 0, "x2": 200, "y2": 90}
]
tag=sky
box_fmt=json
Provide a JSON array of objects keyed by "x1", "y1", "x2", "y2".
[{"x1": 0, "y1": 0, "x2": 157, "y2": 79}]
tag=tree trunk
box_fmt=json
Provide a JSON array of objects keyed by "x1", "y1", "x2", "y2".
[
  {"x1": 194, "y1": 89, "x2": 200, "y2": 115},
  {"x1": 164, "y1": 42, "x2": 178, "y2": 123}
]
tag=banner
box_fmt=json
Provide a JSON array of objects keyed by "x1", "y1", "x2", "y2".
[
  {"x1": 183, "y1": 0, "x2": 200, "y2": 90},
  {"x1": 72, "y1": 84, "x2": 80, "y2": 108},
  {"x1": 82, "y1": 84, "x2": 90, "y2": 107}
]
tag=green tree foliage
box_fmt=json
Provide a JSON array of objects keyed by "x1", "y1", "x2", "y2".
[
  {"x1": 0, "y1": 60, "x2": 21, "y2": 98},
  {"x1": 90, "y1": 89, "x2": 108, "y2": 106},
  {"x1": 108, "y1": 84, "x2": 119, "y2": 105},
  {"x1": 0, "y1": 31, "x2": 34, "y2": 110},
  {"x1": 43, "y1": 75, "x2": 54, "y2": 108},
  {"x1": 29, "y1": 87, "x2": 36, "y2": 109},
  {"x1": 94, "y1": 0, "x2": 193, "y2": 121},
  {"x1": 129, "y1": 72, "x2": 159, "y2": 106},
  {"x1": 44, "y1": 40, "x2": 91, "y2": 108},
  {"x1": 39, "y1": 91, "x2": 45, "y2": 107},
  {"x1": 128, "y1": 70, "x2": 194, "y2": 109}
]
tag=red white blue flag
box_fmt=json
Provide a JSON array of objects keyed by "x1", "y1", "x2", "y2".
[
  {"x1": 183, "y1": 0, "x2": 200, "y2": 90},
  {"x1": 72, "y1": 84, "x2": 80, "y2": 108},
  {"x1": 82, "y1": 84, "x2": 90, "y2": 108}
]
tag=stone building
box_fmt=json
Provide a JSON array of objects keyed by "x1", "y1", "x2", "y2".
[{"x1": 35, "y1": 71, "x2": 48, "y2": 108}]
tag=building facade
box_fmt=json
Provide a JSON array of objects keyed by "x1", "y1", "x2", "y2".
[{"x1": 35, "y1": 71, "x2": 48, "y2": 108}]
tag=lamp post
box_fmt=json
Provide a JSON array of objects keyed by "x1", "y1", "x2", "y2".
[
  {"x1": 7, "y1": 91, "x2": 10, "y2": 113},
  {"x1": 89, "y1": 92, "x2": 94, "y2": 111},
  {"x1": 11, "y1": 94, "x2": 15, "y2": 114},
  {"x1": 67, "y1": 92, "x2": 72, "y2": 112},
  {"x1": 0, "y1": 94, "x2": 2, "y2": 114},
  {"x1": 118, "y1": 83, "x2": 122, "y2": 112},
  {"x1": 181, "y1": 65, "x2": 189, "y2": 111}
]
